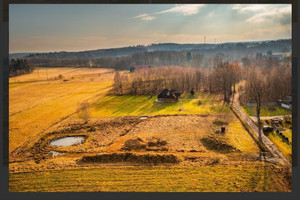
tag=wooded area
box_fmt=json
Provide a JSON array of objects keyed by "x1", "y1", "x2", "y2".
[
  {"x1": 9, "y1": 59, "x2": 34, "y2": 77},
  {"x1": 112, "y1": 53, "x2": 291, "y2": 106}
]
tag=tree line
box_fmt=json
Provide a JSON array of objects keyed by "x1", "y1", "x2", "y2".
[
  {"x1": 27, "y1": 56, "x2": 90, "y2": 67},
  {"x1": 113, "y1": 57, "x2": 243, "y2": 103},
  {"x1": 113, "y1": 53, "x2": 291, "y2": 107},
  {"x1": 27, "y1": 51, "x2": 207, "y2": 70},
  {"x1": 9, "y1": 59, "x2": 34, "y2": 77},
  {"x1": 239, "y1": 62, "x2": 292, "y2": 106}
]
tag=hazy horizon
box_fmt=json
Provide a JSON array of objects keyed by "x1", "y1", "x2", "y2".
[
  {"x1": 9, "y1": 4, "x2": 291, "y2": 53},
  {"x1": 9, "y1": 38, "x2": 292, "y2": 54}
]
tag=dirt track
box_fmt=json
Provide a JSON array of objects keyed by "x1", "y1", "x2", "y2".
[{"x1": 231, "y1": 92, "x2": 291, "y2": 168}]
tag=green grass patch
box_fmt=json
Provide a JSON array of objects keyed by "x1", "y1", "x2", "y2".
[
  {"x1": 90, "y1": 92, "x2": 230, "y2": 117},
  {"x1": 267, "y1": 131, "x2": 292, "y2": 162},
  {"x1": 241, "y1": 105, "x2": 291, "y2": 117},
  {"x1": 9, "y1": 165, "x2": 290, "y2": 192}
]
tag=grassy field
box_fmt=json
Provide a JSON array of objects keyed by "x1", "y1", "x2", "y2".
[
  {"x1": 9, "y1": 67, "x2": 291, "y2": 192},
  {"x1": 9, "y1": 67, "x2": 114, "y2": 83},
  {"x1": 242, "y1": 105, "x2": 291, "y2": 116},
  {"x1": 9, "y1": 165, "x2": 290, "y2": 192},
  {"x1": 91, "y1": 93, "x2": 230, "y2": 117},
  {"x1": 9, "y1": 67, "x2": 114, "y2": 154},
  {"x1": 268, "y1": 132, "x2": 292, "y2": 162}
]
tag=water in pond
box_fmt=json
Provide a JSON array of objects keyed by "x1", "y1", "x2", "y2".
[{"x1": 50, "y1": 136, "x2": 85, "y2": 147}]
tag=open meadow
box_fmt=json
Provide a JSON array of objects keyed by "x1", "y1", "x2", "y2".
[{"x1": 9, "y1": 67, "x2": 291, "y2": 192}]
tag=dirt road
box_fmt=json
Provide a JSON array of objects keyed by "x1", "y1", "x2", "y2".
[{"x1": 231, "y1": 93, "x2": 291, "y2": 167}]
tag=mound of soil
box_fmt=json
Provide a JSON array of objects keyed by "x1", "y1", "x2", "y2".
[
  {"x1": 79, "y1": 153, "x2": 179, "y2": 165},
  {"x1": 120, "y1": 137, "x2": 147, "y2": 151},
  {"x1": 121, "y1": 137, "x2": 168, "y2": 152},
  {"x1": 200, "y1": 136, "x2": 240, "y2": 153},
  {"x1": 147, "y1": 137, "x2": 167, "y2": 147},
  {"x1": 206, "y1": 157, "x2": 220, "y2": 165}
]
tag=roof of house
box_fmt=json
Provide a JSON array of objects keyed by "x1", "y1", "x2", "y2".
[
  {"x1": 157, "y1": 89, "x2": 181, "y2": 99},
  {"x1": 282, "y1": 100, "x2": 292, "y2": 104}
]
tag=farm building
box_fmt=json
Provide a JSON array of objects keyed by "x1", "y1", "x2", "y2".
[
  {"x1": 157, "y1": 89, "x2": 181, "y2": 102},
  {"x1": 277, "y1": 96, "x2": 292, "y2": 110}
]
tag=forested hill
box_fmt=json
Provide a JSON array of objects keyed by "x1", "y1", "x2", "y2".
[{"x1": 10, "y1": 39, "x2": 291, "y2": 60}]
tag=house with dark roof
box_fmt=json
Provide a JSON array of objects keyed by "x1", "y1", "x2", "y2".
[{"x1": 157, "y1": 89, "x2": 181, "y2": 102}]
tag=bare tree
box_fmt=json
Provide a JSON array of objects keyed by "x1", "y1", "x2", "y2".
[
  {"x1": 245, "y1": 67, "x2": 267, "y2": 139},
  {"x1": 113, "y1": 71, "x2": 122, "y2": 94}
]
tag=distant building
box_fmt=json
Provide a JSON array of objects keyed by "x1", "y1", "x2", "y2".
[
  {"x1": 157, "y1": 89, "x2": 181, "y2": 103},
  {"x1": 277, "y1": 96, "x2": 292, "y2": 110}
]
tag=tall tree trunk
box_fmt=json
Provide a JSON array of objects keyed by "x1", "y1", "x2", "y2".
[{"x1": 256, "y1": 101, "x2": 262, "y2": 141}]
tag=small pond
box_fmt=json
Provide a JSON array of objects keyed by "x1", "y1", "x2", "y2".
[{"x1": 50, "y1": 136, "x2": 85, "y2": 147}]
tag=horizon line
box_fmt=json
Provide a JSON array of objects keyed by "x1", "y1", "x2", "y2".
[{"x1": 9, "y1": 38, "x2": 292, "y2": 54}]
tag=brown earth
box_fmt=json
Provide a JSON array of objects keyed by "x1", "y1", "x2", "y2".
[{"x1": 9, "y1": 113, "x2": 267, "y2": 173}]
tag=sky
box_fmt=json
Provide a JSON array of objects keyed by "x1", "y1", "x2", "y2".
[{"x1": 9, "y1": 4, "x2": 291, "y2": 53}]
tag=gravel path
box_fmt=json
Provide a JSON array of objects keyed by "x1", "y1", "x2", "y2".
[{"x1": 231, "y1": 93, "x2": 291, "y2": 167}]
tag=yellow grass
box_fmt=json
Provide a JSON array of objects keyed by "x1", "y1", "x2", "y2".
[
  {"x1": 227, "y1": 121, "x2": 260, "y2": 154},
  {"x1": 9, "y1": 68, "x2": 291, "y2": 192},
  {"x1": 268, "y1": 132, "x2": 292, "y2": 162},
  {"x1": 9, "y1": 67, "x2": 114, "y2": 83},
  {"x1": 9, "y1": 164, "x2": 290, "y2": 192},
  {"x1": 90, "y1": 93, "x2": 230, "y2": 117},
  {"x1": 9, "y1": 68, "x2": 114, "y2": 153}
]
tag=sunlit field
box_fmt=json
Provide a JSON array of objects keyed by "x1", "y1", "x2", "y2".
[
  {"x1": 9, "y1": 67, "x2": 291, "y2": 192},
  {"x1": 242, "y1": 105, "x2": 291, "y2": 117},
  {"x1": 90, "y1": 92, "x2": 230, "y2": 117},
  {"x1": 9, "y1": 67, "x2": 114, "y2": 153},
  {"x1": 9, "y1": 164, "x2": 290, "y2": 192}
]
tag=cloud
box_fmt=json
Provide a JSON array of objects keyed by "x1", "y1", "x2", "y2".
[
  {"x1": 232, "y1": 4, "x2": 267, "y2": 12},
  {"x1": 133, "y1": 13, "x2": 155, "y2": 21},
  {"x1": 156, "y1": 4, "x2": 205, "y2": 16},
  {"x1": 133, "y1": 4, "x2": 205, "y2": 21},
  {"x1": 232, "y1": 4, "x2": 291, "y2": 24}
]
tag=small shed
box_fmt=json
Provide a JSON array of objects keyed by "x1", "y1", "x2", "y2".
[
  {"x1": 277, "y1": 96, "x2": 292, "y2": 110},
  {"x1": 157, "y1": 89, "x2": 181, "y2": 102}
]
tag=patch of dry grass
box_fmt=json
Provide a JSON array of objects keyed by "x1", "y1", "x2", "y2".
[
  {"x1": 9, "y1": 67, "x2": 114, "y2": 83},
  {"x1": 9, "y1": 164, "x2": 291, "y2": 192},
  {"x1": 9, "y1": 68, "x2": 114, "y2": 154}
]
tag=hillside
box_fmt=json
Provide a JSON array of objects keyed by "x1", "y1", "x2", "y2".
[{"x1": 10, "y1": 39, "x2": 291, "y2": 60}]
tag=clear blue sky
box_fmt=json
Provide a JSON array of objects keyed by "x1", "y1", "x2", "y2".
[{"x1": 9, "y1": 4, "x2": 291, "y2": 53}]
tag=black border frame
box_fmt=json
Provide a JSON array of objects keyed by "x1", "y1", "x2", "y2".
[{"x1": 1, "y1": 1, "x2": 299, "y2": 199}]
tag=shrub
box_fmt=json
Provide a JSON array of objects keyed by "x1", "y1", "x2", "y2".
[{"x1": 77, "y1": 101, "x2": 90, "y2": 123}]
